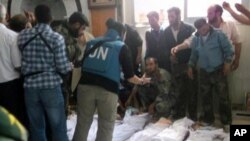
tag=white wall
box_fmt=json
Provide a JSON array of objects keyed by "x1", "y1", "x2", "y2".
[
  {"x1": 10, "y1": 0, "x2": 91, "y2": 20},
  {"x1": 231, "y1": 24, "x2": 250, "y2": 104},
  {"x1": 9, "y1": 0, "x2": 91, "y2": 31},
  {"x1": 0, "y1": 0, "x2": 7, "y2": 7},
  {"x1": 11, "y1": 0, "x2": 67, "y2": 20}
]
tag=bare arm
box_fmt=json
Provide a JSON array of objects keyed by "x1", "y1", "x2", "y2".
[
  {"x1": 231, "y1": 42, "x2": 242, "y2": 70},
  {"x1": 125, "y1": 85, "x2": 138, "y2": 107},
  {"x1": 171, "y1": 36, "x2": 192, "y2": 56},
  {"x1": 127, "y1": 75, "x2": 150, "y2": 85},
  {"x1": 223, "y1": 2, "x2": 250, "y2": 25},
  {"x1": 235, "y1": 3, "x2": 250, "y2": 21}
]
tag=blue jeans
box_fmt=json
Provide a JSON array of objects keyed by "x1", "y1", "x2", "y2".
[{"x1": 24, "y1": 85, "x2": 68, "y2": 141}]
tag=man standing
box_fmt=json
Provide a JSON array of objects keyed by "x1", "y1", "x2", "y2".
[
  {"x1": 73, "y1": 18, "x2": 150, "y2": 141},
  {"x1": 145, "y1": 11, "x2": 166, "y2": 70},
  {"x1": 188, "y1": 18, "x2": 234, "y2": 132},
  {"x1": 162, "y1": 7, "x2": 197, "y2": 121},
  {"x1": 18, "y1": 5, "x2": 71, "y2": 141},
  {"x1": 172, "y1": 4, "x2": 241, "y2": 71},
  {"x1": 207, "y1": 4, "x2": 241, "y2": 70},
  {"x1": 0, "y1": 3, "x2": 24, "y2": 126},
  {"x1": 124, "y1": 24, "x2": 143, "y2": 76},
  {"x1": 52, "y1": 12, "x2": 94, "y2": 115}
]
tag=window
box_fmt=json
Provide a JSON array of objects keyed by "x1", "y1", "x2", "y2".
[
  {"x1": 134, "y1": 0, "x2": 184, "y2": 27},
  {"x1": 188, "y1": 0, "x2": 241, "y2": 19},
  {"x1": 133, "y1": 0, "x2": 242, "y2": 26}
]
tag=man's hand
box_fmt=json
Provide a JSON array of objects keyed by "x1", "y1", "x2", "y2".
[
  {"x1": 77, "y1": 33, "x2": 86, "y2": 47},
  {"x1": 235, "y1": 3, "x2": 247, "y2": 13},
  {"x1": 222, "y1": 1, "x2": 231, "y2": 11},
  {"x1": 187, "y1": 68, "x2": 194, "y2": 79},
  {"x1": 141, "y1": 77, "x2": 151, "y2": 85},
  {"x1": 136, "y1": 55, "x2": 142, "y2": 65},
  {"x1": 70, "y1": 62, "x2": 74, "y2": 69},
  {"x1": 171, "y1": 46, "x2": 179, "y2": 56},
  {"x1": 231, "y1": 59, "x2": 239, "y2": 71},
  {"x1": 223, "y1": 63, "x2": 231, "y2": 75}
]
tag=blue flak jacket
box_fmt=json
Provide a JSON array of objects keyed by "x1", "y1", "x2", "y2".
[{"x1": 83, "y1": 29, "x2": 124, "y2": 84}]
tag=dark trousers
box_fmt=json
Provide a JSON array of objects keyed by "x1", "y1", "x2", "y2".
[
  {"x1": 0, "y1": 78, "x2": 28, "y2": 128},
  {"x1": 61, "y1": 72, "x2": 72, "y2": 116},
  {"x1": 172, "y1": 64, "x2": 198, "y2": 121},
  {"x1": 199, "y1": 68, "x2": 232, "y2": 125}
]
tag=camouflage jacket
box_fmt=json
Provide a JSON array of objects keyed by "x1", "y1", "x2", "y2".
[
  {"x1": 138, "y1": 68, "x2": 171, "y2": 96},
  {"x1": 52, "y1": 20, "x2": 94, "y2": 63}
]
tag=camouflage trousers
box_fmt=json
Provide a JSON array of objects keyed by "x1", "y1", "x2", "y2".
[
  {"x1": 138, "y1": 85, "x2": 158, "y2": 112},
  {"x1": 61, "y1": 71, "x2": 73, "y2": 116},
  {"x1": 154, "y1": 92, "x2": 176, "y2": 119},
  {"x1": 199, "y1": 68, "x2": 232, "y2": 125},
  {"x1": 172, "y1": 69, "x2": 198, "y2": 121}
]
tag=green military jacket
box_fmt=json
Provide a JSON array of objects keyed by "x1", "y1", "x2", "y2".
[{"x1": 53, "y1": 20, "x2": 82, "y2": 63}]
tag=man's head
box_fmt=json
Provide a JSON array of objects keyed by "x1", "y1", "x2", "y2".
[
  {"x1": 147, "y1": 11, "x2": 160, "y2": 30},
  {"x1": 194, "y1": 18, "x2": 210, "y2": 36},
  {"x1": 145, "y1": 57, "x2": 158, "y2": 74},
  {"x1": 68, "y1": 12, "x2": 89, "y2": 38},
  {"x1": 8, "y1": 14, "x2": 30, "y2": 32},
  {"x1": 34, "y1": 4, "x2": 52, "y2": 24},
  {"x1": 207, "y1": 4, "x2": 223, "y2": 24},
  {"x1": 106, "y1": 18, "x2": 125, "y2": 37},
  {"x1": 167, "y1": 7, "x2": 181, "y2": 26},
  {"x1": 0, "y1": 3, "x2": 6, "y2": 23}
]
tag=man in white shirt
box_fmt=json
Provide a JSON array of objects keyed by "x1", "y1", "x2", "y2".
[{"x1": 0, "y1": 3, "x2": 24, "y2": 126}]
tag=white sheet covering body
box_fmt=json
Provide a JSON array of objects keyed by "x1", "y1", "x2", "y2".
[{"x1": 67, "y1": 112, "x2": 229, "y2": 141}]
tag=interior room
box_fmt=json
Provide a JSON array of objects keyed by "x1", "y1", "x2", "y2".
[{"x1": 0, "y1": 0, "x2": 250, "y2": 141}]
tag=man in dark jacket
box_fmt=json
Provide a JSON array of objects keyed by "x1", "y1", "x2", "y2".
[{"x1": 162, "y1": 7, "x2": 197, "y2": 121}]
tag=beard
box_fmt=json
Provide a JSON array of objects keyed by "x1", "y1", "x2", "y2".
[
  {"x1": 145, "y1": 68, "x2": 156, "y2": 76},
  {"x1": 69, "y1": 27, "x2": 81, "y2": 38},
  {"x1": 208, "y1": 16, "x2": 217, "y2": 24}
]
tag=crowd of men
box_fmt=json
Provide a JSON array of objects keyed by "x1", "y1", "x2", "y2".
[{"x1": 0, "y1": 1, "x2": 250, "y2": 141}]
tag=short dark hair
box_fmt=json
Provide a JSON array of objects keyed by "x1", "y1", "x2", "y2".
[
  {"x1": 106, "y1": 18, "x2": 125, "y2": 36},
  {"x1": 167, "y1": 7, "x2": 181, "y2": 16},
  {"x1": 214, "y1": 4, "x2": 223, "y2": 16},
  {"x1": 194, "y1": 18, "x2": 207, "y2": 29},
  {"x1": 145, "y1": 57, "x2": 158, "y2": 65},
  {"x1": 147, "y1": 11, "x2": 159, "y2": 20},
  {"x1": 69, "y1": 12, "x2": 89, "y2": 26},
  {"x1": 8, "y1": 14, "x2": 28, "y2": 32},
  {"x1": 35, "y1": 4, "x2": 52, "y2": 24}
]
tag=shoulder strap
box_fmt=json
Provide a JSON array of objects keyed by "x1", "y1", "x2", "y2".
[
  {"x1": 39, "y1": 33, "x2": 53, "y2": 53},
  {"x1": 21, "y1": 32, "x2": 41, "y2": 52},
  {"x1": 21, "y1": 32, "x2": 53, "y2": 53}
]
